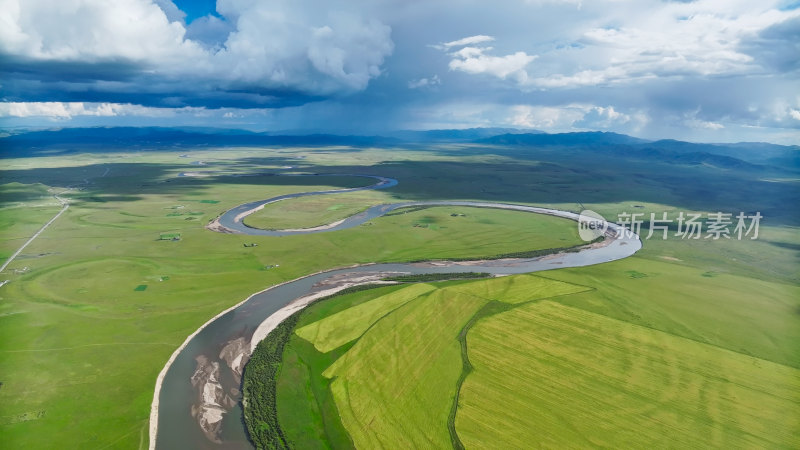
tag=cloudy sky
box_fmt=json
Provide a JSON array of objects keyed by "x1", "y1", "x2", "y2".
[{"x1": 1, "y1": 0, "x2": 798, "y2": 143}]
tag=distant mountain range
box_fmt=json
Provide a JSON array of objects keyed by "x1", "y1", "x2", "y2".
[
  {"x1": 387, "y1": 127, "x2": 541, "y2": 142},
  {"x1": 479, "y1": 132, "x2": 799, "y2": 169},
  {"x1": 1, "y1": 126, "x2": 797, "y2": 170},
  {"x1": 0, "y1": 127, "x2": 401, "y2": 149},
  {"x1": 480, "y1": 131, "x2": 647, "y2": 147},
  {"x1": 0, "y1": 126, "x2": 539, "y2": 148}
]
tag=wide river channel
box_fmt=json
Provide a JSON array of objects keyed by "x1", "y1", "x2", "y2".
[{"x1": 151, "y1": 174, "x2": 642, "y2": 449}]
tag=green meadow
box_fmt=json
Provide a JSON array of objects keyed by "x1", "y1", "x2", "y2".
[
  {"x1": 0, "y1": 147, "x2": 583, "y2": 449},
  {"x1": 1, "y1": 143, "x2": 798, "y2": 449}
]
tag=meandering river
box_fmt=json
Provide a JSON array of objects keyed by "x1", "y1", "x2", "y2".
[{"x1": 151, "y1": 174, "x2": 641, "y2": 450}]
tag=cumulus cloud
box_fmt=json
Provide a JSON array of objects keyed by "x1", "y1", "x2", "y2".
[
  {"x1": 0, "y1": 0, "x2": 204, "y2": 64},
  {"x1": 509, "y1": 103, "x2": 646, "y2": 131},
  {"x1": 435, "y1": 2, "x2": 800, "y2": 90},
  {"x1": 449, "y1": 47, "x2": 538, "y2": 81},
  {"x1": 0, "y1": 101, "x2": 209, "y2": 119},
  {"x1": 0, "y1": 102, "x2": 116, "y2": 119},
  {"x1": 574, "y1": 105, "x2": 643, "y2": 129},
  {"x1": 306, "y1": 15, "x2": 393, "y2": 91},
  {"x1": 0, "y1": 0, "x2": 394, "y2": 106},
  {"x1": 436, "y1": 35, "x2": 537, "y2": 82},
  {"x1": 417, "y1": 101, "x2": 646, "y2": 133},
  {"x1": 534, "y1": 2, "x2": 800, "y2": 87},
  {"x1": 763, "y1": 98, "x2": 800, "y2": 126},
  {"x1": 509, "y1": 104, "x2": 586, "y2": 129}
]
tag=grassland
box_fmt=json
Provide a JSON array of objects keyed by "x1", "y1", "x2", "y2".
[
  {"x1": 0, "y1": 183, "x2": 62, "y2": 261},
  {"x1": 541, "y1": 257, "x2": 800, "y2": 368},
  {"x1": 1, "y1": 142, "x2": 798, "y2": 449},
  {"x1": 456, "y1": 300, "x2": 800, "y2": 448}
]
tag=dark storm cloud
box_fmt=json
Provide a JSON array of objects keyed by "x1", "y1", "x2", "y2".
[
  {"x1": 0, "y1": 63, "x2": 324, "y2": 109},
  {"x1": 0, "y1": 57, "x2": 144, "y2": 84}
]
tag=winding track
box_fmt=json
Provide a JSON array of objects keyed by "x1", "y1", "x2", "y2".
[{"x1": 151, "y1": 173, "x2": 641, "y2": 450}]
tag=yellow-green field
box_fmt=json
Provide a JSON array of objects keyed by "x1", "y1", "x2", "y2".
[
  {"x1": 323, "y1": 288, "x2": 486, "y2": 449},
  {"x1": 544, "y1": 257, "x2": 800, "y2": 368},
  {"x1": 457, "y1": 300, "x2": 800, "y2": 448},
  {"x1": 295, "y1": 283, "x2": 436, "y2": 352},
  {"x1": 442, "y1": 272, "x2": 592, "y2": 304}
]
